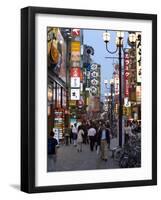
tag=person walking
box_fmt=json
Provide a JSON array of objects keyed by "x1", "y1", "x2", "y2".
[
  {"x1": 124, "y1": 121, "x2": 131, "y2": 144},
  {"x1": 95, "y1": 121, "x2": 102, "y2": 154},
  {"x1": 65, "y1": 127, "x2": 70, "y2": 145},
  {"x1": 87, "y1": 124, "x2": 96, "y2": 151},
  {"x1": 81, "y1": 121, "x2": 88, "y2": 144},
  {"x1": 106, "y1": 123, "x2": 112, "y2": 149},
  {"x1": 77, "y1": 126, "x2": 84, "y2": 152},
  {"x1": 98, "y1": 123, "x2": 110, "y2": 161},
  {"x1": 47, "y1": 131, "x2": 58, "y2": 171},
  {"x1": 72, "y1": 123, "x2": 78, "y2": 146},
  {"x1": 69, "y1": 125, "x2": 73, "y2": 144}
]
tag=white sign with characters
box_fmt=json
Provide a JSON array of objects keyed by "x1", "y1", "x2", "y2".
[
  {"x1": 71, "y1": 77, "x2": 80, "y2": 88},
  {"x1": 71, "y1": 89, "x2": 80, "y2": 100}
]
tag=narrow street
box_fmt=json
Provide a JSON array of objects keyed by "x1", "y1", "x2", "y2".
[
  {"x1": 48, "y1": 138, "x2": 119, "y2": 172},
  {"x1": 47, "y1": 28, "x2": 142, "y2": 172}
]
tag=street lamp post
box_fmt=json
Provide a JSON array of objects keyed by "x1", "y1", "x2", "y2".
[
  {"x1": 103, "y1": 31, "x2": 136, "y2": 147},
  {"x1": 118, "y1": 33, "x2": 123, "y2": 147}
]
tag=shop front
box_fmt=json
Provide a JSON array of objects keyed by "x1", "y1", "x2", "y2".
[
  {"x1": 47, "y1": 27, "x2": 69, "y2": 143},
  {"x1": 47, "y1": 78, "x2": 68, "y2": 143}
]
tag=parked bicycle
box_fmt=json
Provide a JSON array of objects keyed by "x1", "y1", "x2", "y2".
[{"x1": 112, "y1": 133, "x2": 141, "y2": 168}]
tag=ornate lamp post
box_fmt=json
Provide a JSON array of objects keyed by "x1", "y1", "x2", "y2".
[{"x1": 103, "y1": 31, "x2": 136, "y2": 147}]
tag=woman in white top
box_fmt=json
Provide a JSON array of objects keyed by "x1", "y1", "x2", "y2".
[
  {"x1": 72, "y1": 123, "x2": 78, "y2": 146},
  {"x1": 77, "y1": 126, "x2": 84, "y2": 152}
]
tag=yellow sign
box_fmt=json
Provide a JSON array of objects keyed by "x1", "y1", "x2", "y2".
[
  {"x1": 71, "y1": 41, "x2": 80, "y2": 52},
  {"x1": 69, "y1": 100, "x2": 76, "y2": 106},
  {"x1": 123, "y1": 106, "x2": 131, "y2": 117}
]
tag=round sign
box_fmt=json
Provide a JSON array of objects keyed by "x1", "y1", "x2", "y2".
[
  {"x1": 91, "y1": 63, "x2": 98, "y2": 71},
  {"x1": 90, "y1": 86, "x2": 97, "y2": 95},
  {"x1": 91, "y1": 78, "x2": 99, "y2": 86},
  {"x1": 91, "y1": 71, "x2": 99, "y2": 78}
]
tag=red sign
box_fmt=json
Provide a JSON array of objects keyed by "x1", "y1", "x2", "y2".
[
  {"x1": 71, "y1": 29, "x2": 80, "y2": 36},
  {"x1": 70, "y1": 67, "x2": 81, "y2": 77},
  {"x1": 124, "y1": 52, "x2": 130, "y2": 97}
]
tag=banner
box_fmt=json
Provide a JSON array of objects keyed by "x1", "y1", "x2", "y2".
[
  {"x1": 124, "y1": 51, "x2": 130, "y2": 97},
  {"x1": 136, "y1": 32, "x2": 141, "y2": 83}
]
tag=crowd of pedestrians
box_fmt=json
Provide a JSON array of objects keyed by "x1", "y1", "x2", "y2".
[
  {"x1": 63, "y1": 120, "x2": 112, "y2": 161},
  {"x1": 47, "y1": 120, "x2": 113, "y2": 166},
  {"x1": 47, "y1": 119, "x2": 141, "y2": 171}
]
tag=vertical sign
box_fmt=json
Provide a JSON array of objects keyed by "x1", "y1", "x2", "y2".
[
  {"x1": 70, "y1": 33, "x2": 81, "y2": 101},
  {"x1": 136, "y1": 32, "x2": 141, "y2": 83},
  {"x1": 114, "y1": 64, "x2": 119, "y2": 95},
  {"x1": 90, "y1": 63, "x2": 100, "y2": 96},
  {"x1": 136, "y1": 85, "x2": 141, "y2": 102},
  {"x1": 70, "y1": 67, "x2": 81, "y2": 88},
  {"x1": 124, "y1": 51, "x2": 130, "y2": 97},
  {"x1": 114, "y1": 74, "x2": 119, "y2": 95}
]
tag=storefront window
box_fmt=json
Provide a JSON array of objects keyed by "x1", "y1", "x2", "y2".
[
  {"x1": 57, "y1": 85, "x2": 61, "y2": 108},
  {"x1": 62, "y1": 89, "x2": 67, "y2": 108},
  {"x1": 48, "y1": 85, "x2": 52, "y2": 102},
  {"x1": 48, "y1": 105, "x2": 51, "y2": 116}
]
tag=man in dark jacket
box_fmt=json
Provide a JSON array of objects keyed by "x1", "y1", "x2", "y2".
[
  {"x1": 98, "y1": 123, "x2": 110, "y2": 161},
  {"x1": 47, "y1": 131, "x2": 58, "y2": 171}
]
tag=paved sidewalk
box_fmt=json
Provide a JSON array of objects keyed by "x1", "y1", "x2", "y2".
[{"x1": 48, "y1": 137, "x2": 120, "y2": 172}]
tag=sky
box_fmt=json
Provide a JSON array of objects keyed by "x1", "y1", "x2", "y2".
[{"x1": 83, "y1": 29, "x2": 129, "y2": 101}]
